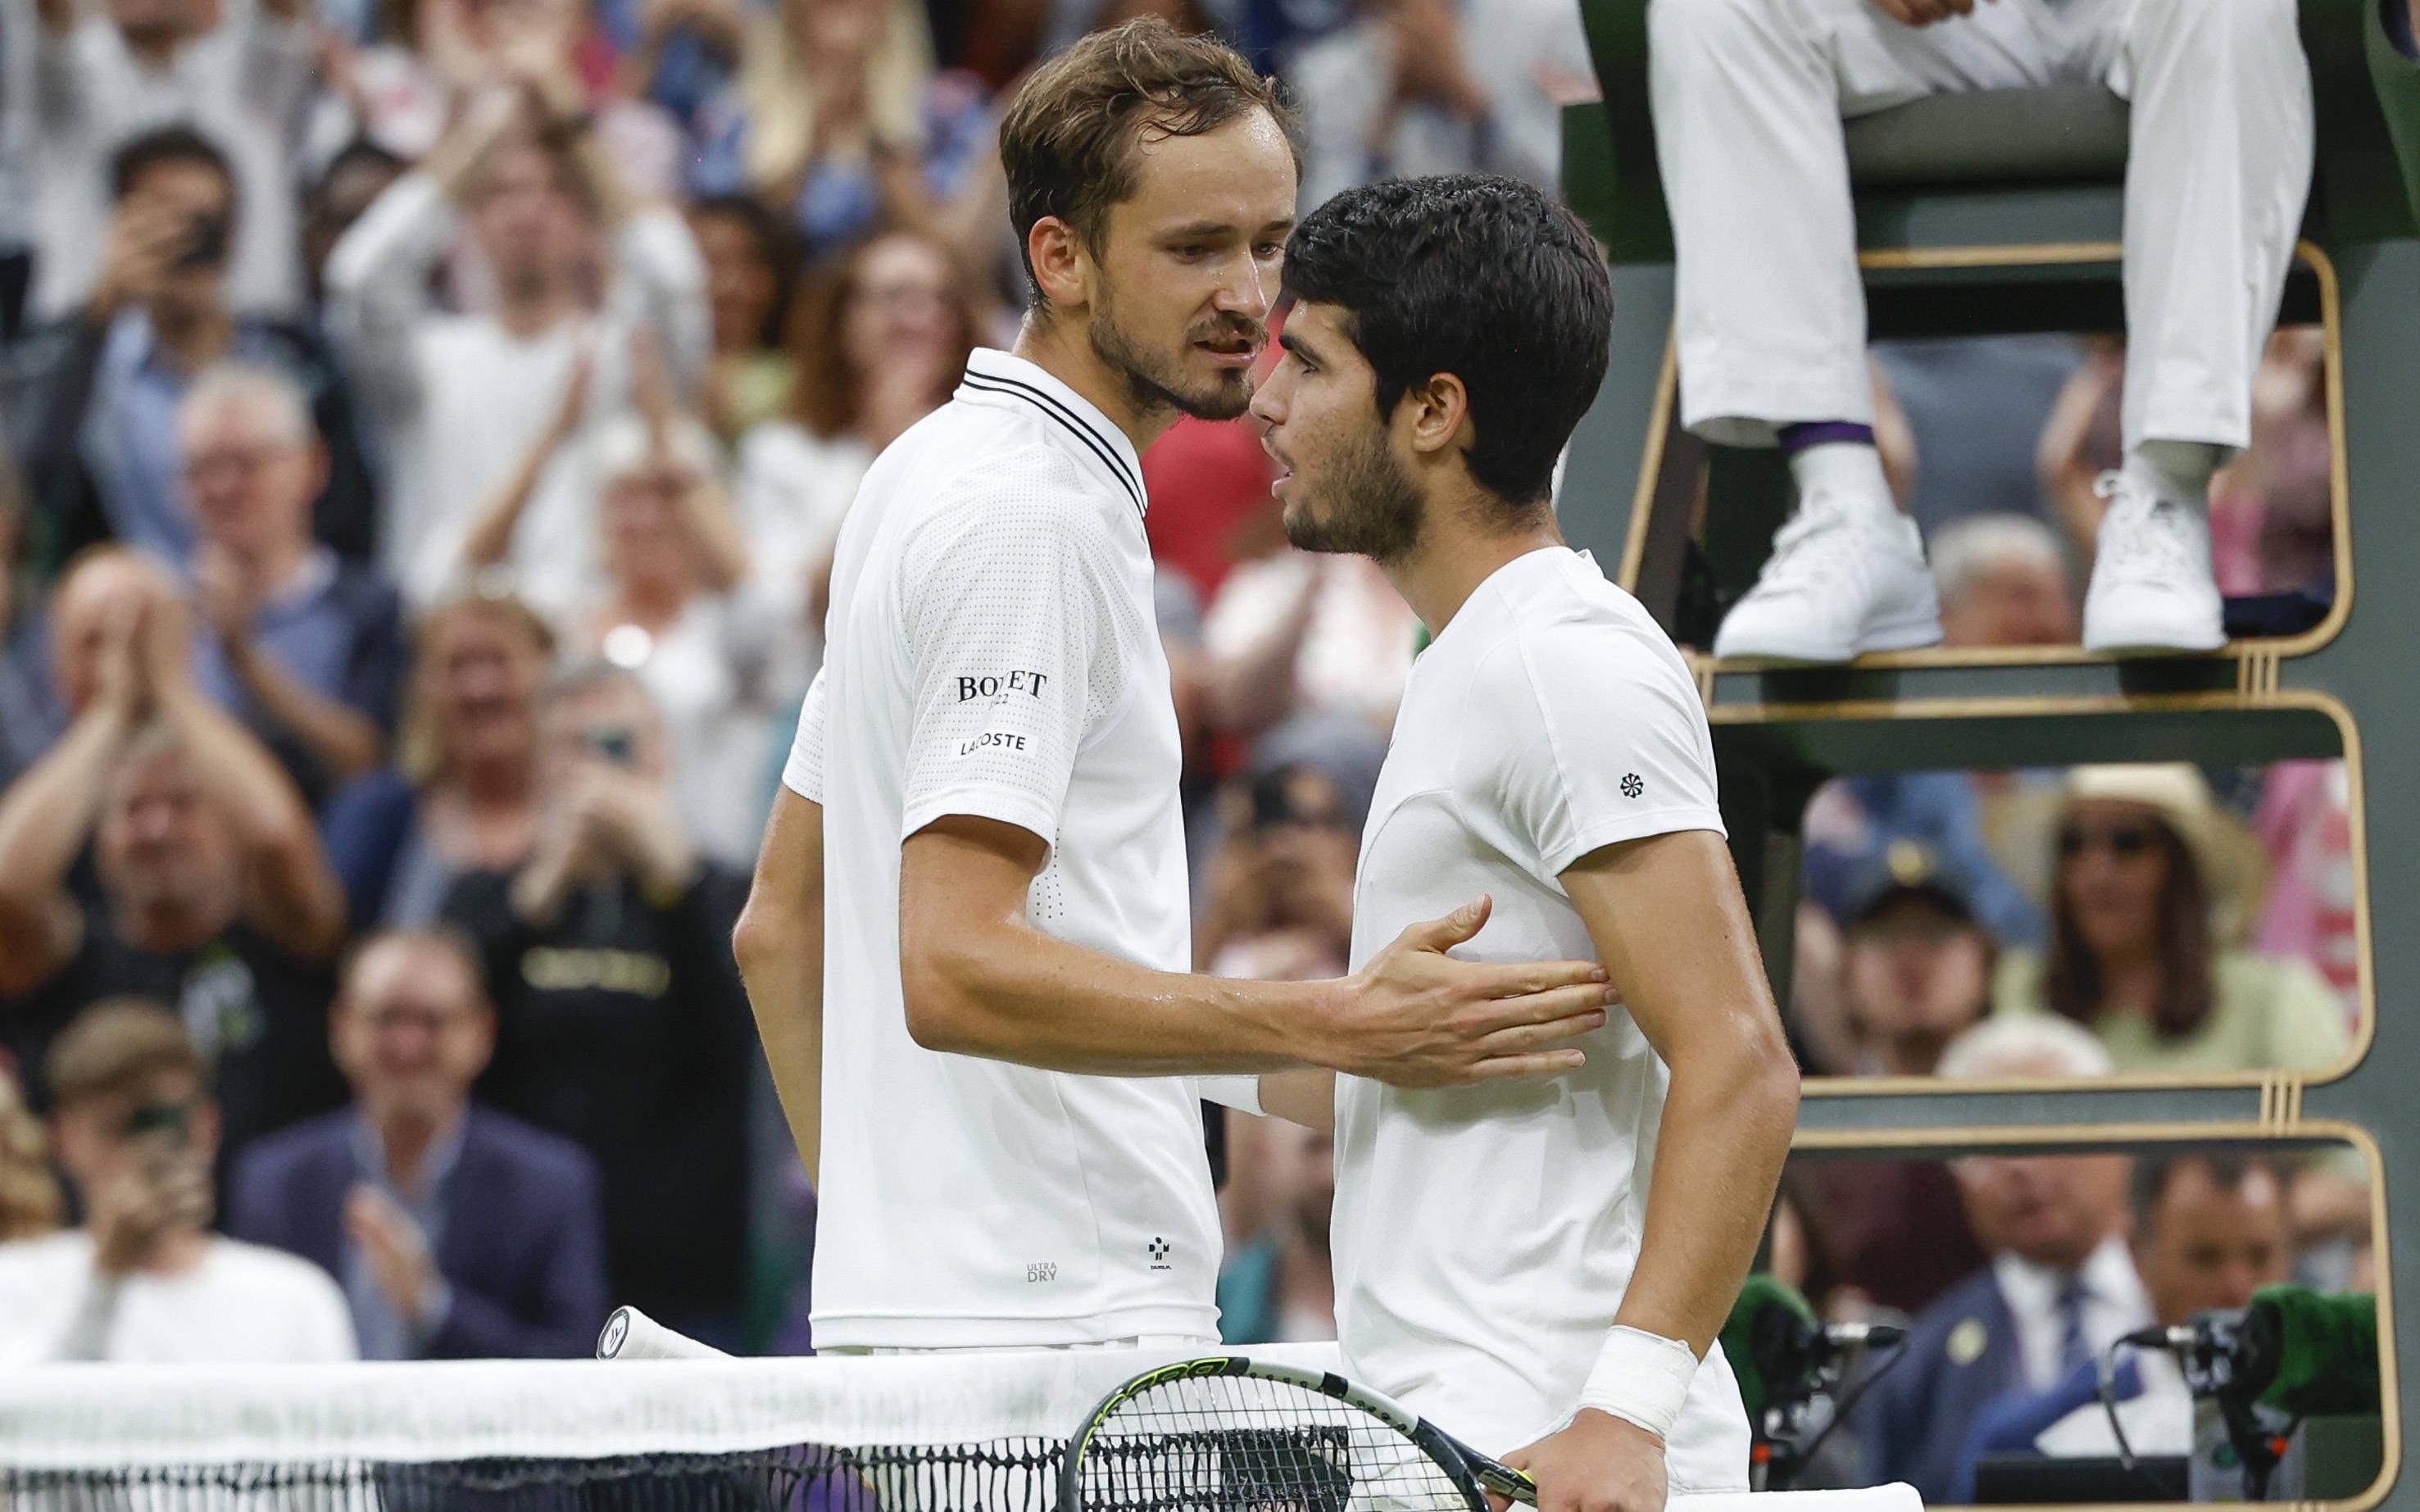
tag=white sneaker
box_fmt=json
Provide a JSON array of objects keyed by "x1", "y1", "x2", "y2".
[
  {"x1": 2080, "y1": 470, "x2": 2225, "y2": 654},
  {"x1": 1711, "y1": 492, "x2": 1942, "y2": 663}
]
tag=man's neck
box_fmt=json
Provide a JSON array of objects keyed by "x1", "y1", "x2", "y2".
[
  {"x1": 148, "y1": 303, "x2": 235, "y2": 373},
  {"x1": 1876, "y1": 1028, "x2": 1956, "y2": 1079},
  {"x1": 494, "y1": 285, "x2": 577, "y2": 343},
  {"x1": 372, "y1": 1105, "x2": 464, "y2": 1195},
  {"x1": 120, "y1": 26, "x2": 188, "y2": 69},
  {"x1": 127, "y1": 1227, "x2": 211, "y2": 1276},
  {"x1": 117, "y1": 900, "x2": 231, "y2": 956},
  {"x1": 1010, "y1": 313, "x2": 1176, "y2": 456},
  {"x1": 224, "y1": 535, "x2": 316, "y2": 601},
  {"x1": 1381, "y1": 492, "x2": 1564, "y2": 638}
]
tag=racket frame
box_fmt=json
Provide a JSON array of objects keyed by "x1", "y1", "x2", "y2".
[{"x1": 1060, "y1": 1354, "x2": 1537, "y2": 1512}]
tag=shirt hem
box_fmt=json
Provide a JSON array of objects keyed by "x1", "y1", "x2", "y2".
[
  {"x1": 900, "y1": 793, "x2": 1061, "y2": 854},
  {"x1": 1539, "y1": 810, "x2": 1728, "y2": 879},
  {"x1": 810, "y1": 1304, "x2": 1218, "y2": 1351}
]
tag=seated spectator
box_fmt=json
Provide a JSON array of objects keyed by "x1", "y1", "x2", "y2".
[
  {"x1": 1994, "y1": 765, "x2": 2350, "y2": 1075},
  {"x1": 1782, "y1": 856, "x2": 1993, "y2": 1315},
  {"x1": 299, "y1": 143, "x2": 410, "y2": 318},
  {"x1": 183, "y1": 365, "x2": 406, "y2": 805},
  {"x1": 1658, "y1": 0, "x2": 2310, "y2": 661},
  {"x1": 322, "y1": 591, "x2": 555, "y2": 928},
  {"x1": 1287, "y1": 0, "x2": 1591, "y2": 210},
  {"x1": 1195, "y1": 765, "x2": 1356, "y2": 978},
  {"x1": 687, "y1": 194, "x2": 801, "y2": 443},
  {"x1": 737, "y1": 227, "x2": 981, "y2": 647},
  {"x1": 14, "y1": 128, "x2": 378, "y2": 571},
  {"x1": 2254, "y1": 760, "x2": 2357, "y2": 1013},
  {"x1": 326, "y1": 58, "x2": 708, "y2": 615},
  {"x1": 466, "y1": 397, "x2": 777, "y2": 867},
  {"x1": 230, "y1": 928, "x2": 609, "y2": 1360},
  {"x1": 2030, "y1": 1149, "x2": 2291, "y2": 1460},
  {"x1": 443, "y1": 663, "x2": 755, "y2": 1342},
  {"x1": 0, "y1": 1073, "x2": 65, "y2": 1243},
  {"x1": 20, "y1": 0, "x2": 315, "y2": 320},
  {"x1": 0, "y1": 452, "x2": 46, "y2": 791},
  {"x1": 1859, "y1": 1019, "x2": 2146, "y2": 1504},
  {"x1": 1802, "y1": 774, "x2": 2044, "y2": 960},
  {"x1": 1215, "y1": 1119, "x2": 1335, "y2": 1344},
  {"x1": 0, "y1": 578, "x2": 347, "y2": 1163},
  {"x1": 1201, "y1": 541, "x2": 1417, "y2": 762},
  {"x1": 2288, "y1": 1153, "x2": 2375, "y2": 1293},
  {"x1": 1930, "y1": 515, "x2": 2077, "y2": 650},
  {"x1": 0, "y1": 1001, "x2": 355, "y2": 1364},
  {"x1": 1835, "y1": 849, "x2": 1996, "y2": 1078},
  {"x1": 683, "y1": 0, "x2": 996, "y2": 263}
]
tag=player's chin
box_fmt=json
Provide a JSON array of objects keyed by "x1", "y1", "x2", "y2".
[{"x1": 1174, "y1": 366, "x2": 1257, "y2": 421}]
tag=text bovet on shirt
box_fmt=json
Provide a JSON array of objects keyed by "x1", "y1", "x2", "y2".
[
  {"x1": 783, "y1": 348, "x2": 1219, "y2": 1349},
  {"x1": 1332, "y1": 547, "x2": 1751, "y2": 1492}
]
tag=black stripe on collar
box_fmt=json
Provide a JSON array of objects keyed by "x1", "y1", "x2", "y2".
[{"x1": 960, "y1": 373, "x2": 1147, "y2": 519}]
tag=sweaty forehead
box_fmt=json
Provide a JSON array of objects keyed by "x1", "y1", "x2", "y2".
[{"x1": 1118, "y1": 111, "x2": 1297, "y2": 227}]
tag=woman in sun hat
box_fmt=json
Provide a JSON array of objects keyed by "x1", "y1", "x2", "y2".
[{"x1": 1991, "y1": 764, "x2": 2351, "y2": 1077}]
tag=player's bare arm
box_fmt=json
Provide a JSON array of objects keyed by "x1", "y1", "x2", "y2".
[
  {"x1": 733, "y1": 788, "x2": 826, "y2": 1179},
  {"x1": 897, "y1": 814, "x2": 1617, "y2": 1086},
  {"x1": 1503, "y1": 829, "x2": 1799, "y2": 1512}
]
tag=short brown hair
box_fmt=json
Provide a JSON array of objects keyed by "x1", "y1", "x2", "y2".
[
  {"x1": 997, "y1": 17, "x2": 1296, "y2": 306},
  {"x1": 46, "y1": 1000, "x2": 207, "y2": 1112}
]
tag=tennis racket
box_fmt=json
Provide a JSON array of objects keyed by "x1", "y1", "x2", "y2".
[{"x1": 1062, "y1": 1355, "x2": 1537, "y2": 1512}]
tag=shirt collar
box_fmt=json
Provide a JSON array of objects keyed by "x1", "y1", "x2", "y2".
[
  {"x1": 352, "y1": 1110, "x2": 470, "y2": 1206},
  {"x1": 1995, "y1": 1233, "x2": 2147, "y2": 1322},
  {"x1": 955, "y1": 348, "x2": 1149, "y2": 520}
]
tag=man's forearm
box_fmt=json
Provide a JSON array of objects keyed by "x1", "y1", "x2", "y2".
[
  {"x1": 1613, "y1": 1038, "x2": 1798, "y2": 1355},
  {"x1": 0, "y1": 703, "x2": 128, "y2": 913},
  {"x1": 735, "y1": 892, "x2": 824, "y2": 1178},
  {"x1": 159, "y1": 688, "x2": 345, "y2": 951},
  {"x1": 225, "y1": 639, "x2": 384, "y2": 781},
  {"x1": 906, "y1": 914, "x2": 1326, "y2": 1076}
]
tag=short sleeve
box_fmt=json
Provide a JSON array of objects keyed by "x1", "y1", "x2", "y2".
[
  {"x1": 1489, "y1": 626, "x2": 1724, "y2": 881},
  {"x1": 781, "y1": 670, "x2": 828, "y2": 802},
  {"x1": 896, "y1": 497, "x2": 1127, "y2": 849}
]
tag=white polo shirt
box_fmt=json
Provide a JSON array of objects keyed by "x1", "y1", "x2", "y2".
[
  {"x1": 782, "y1": 348, "x2": 1222, "y2": 1349},
  {"x1": 1331, "y1": 547, "x2": 1751, "y2": 1491}
]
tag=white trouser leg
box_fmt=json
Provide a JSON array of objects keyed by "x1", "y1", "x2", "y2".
[
  {"x1": 2100, "y1": 0, "x2": 2313, "y2": 456},
  {"x1": 1648, "y1": 0, "x2": 2063, "y2": 447}
]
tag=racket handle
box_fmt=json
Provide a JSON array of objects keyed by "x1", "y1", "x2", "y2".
[
  {"x1": 1473, "y1": 1461, "x2": 1538, "y2": 1506},
  {"x1": 596, "y1": 1305, "x2": 729, "y2": 1360}
]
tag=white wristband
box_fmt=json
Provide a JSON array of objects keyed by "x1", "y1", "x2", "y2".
[{"x1": 1577, "y1": 1326, "x2": 1699, "y2": 1441}]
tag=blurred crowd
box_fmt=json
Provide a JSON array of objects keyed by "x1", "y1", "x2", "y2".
[
  {"x1": 0, "y1": 0, "x2": 1590, "y2": 1361},
  {"x1": 0, "y1": 11, "x2": 2372, "y2": 1492}
]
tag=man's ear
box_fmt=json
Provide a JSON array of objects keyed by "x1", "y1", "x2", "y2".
[
  {"x1": 1402, "y1": 372, "x2": 1472, "y2": 460},
  {"x1": 1026, "y1": 216, "x2": 1092, "y2": 314}
]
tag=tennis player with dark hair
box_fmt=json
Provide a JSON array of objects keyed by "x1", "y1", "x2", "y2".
[
  {"x1": 733, "y1": 24, "x2": 1617, "y2": 1355},
  {"x1": 1250, "y1": 175, "x2": 1801, "y2": 1510}
]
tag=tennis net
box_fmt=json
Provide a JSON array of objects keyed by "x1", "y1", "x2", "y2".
[{"x1": 0, "y1": 1342, "x2": 1344, "y2": 1512}]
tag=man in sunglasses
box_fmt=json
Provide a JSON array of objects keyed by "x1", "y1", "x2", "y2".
[{"x1": 0, "y1": 999, "x2": 354, "y2": 1364}]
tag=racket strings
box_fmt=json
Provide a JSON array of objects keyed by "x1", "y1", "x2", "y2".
[{"x1": 1074, "y1": 1375, "x2": 1476, "y2": 1512}]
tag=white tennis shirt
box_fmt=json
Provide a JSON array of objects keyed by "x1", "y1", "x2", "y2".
[
  {"x1": 783, "y1": 348, "x2": 1222, "y2": 1349},
  {"x1": 1331, "y1": 547, "x2": 1751, "y2": 1490}
]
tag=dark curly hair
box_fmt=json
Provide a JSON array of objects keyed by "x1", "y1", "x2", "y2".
[{"x1": 1281, "y1": 174, "x2": 1614, "y2": 507}]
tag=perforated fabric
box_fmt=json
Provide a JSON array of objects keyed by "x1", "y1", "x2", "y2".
[
  {"x1": 1332, "y1": 547, "x2": 1750, "y2": 1489},
  {"x1": 783, "y1": 349, "x2": 1216, "y2": 1351}
]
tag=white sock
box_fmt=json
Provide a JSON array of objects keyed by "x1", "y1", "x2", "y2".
[
  {"x1": 2126, "y1": 440, "x2": 2224, "y2": 506},
  {"x1": 1787, "y1": 442, "x2": 1898, "y2": 526}
]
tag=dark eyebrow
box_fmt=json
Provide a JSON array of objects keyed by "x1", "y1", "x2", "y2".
[{"x1": 1278, "y1": 329, "x2": 1326, "y2": 366}]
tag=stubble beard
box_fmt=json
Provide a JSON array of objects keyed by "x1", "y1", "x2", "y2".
[
  {"x1": 1281, "y1": 427, "x2": 1424, "y2": 566},
  {"x1": 1086, "y1": 286, "x2": 1255, "y2": 425}
]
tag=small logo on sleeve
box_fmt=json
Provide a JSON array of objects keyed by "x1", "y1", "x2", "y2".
[
  {"x1": 1147, "y1": 1237, "x2": 1172, "y2": 1270},
  {"x1": 1621, "y1": 773, "x2": 1645, "y2": 799},
  {"x1": 957, "y1": 670, "x2": 1051, "y2": 703}
]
